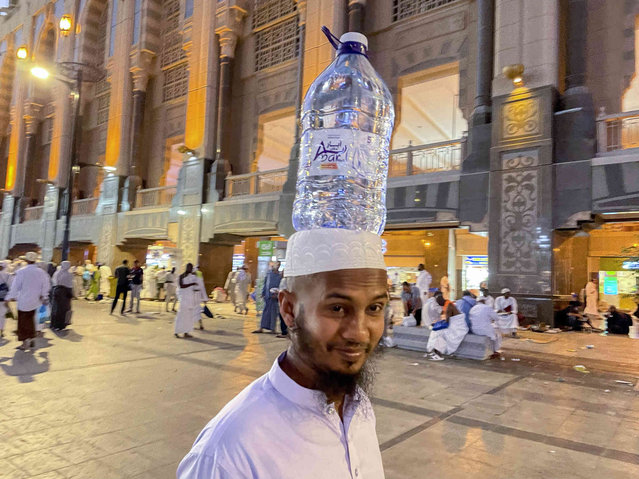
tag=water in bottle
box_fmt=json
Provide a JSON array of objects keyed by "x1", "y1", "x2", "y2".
[{"x1": 292, "y1": 30, "x2": 395, "y2": 234}]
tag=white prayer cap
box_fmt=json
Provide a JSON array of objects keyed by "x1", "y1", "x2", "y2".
[
  {"x1": 501, "y1": 288, "x2": 511, "y2": 294},
  {"x1": 284, "y1": 229, "x2": 386, "y2": 278},
  {"x1": 25, "y1": 251, "x2": 38, "y2": 263}
]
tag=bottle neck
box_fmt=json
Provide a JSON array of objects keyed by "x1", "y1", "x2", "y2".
[{"x1": 337, "y1": 41, "x2": 368, "y2": 57}]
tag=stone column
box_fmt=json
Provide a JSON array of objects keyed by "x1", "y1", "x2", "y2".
[
  {"x1": 553, "y1": 0, "x2": 595, "y2": 228},
  {"x1": 278, "y1": 0, "x2": 307, "y2": 237},
  {"x1": 21, "y1": 104, "x2": 42, "y2": 205},
  {"x1": 488, "y1": 0, "x2": 560, "y2": 324},
  {"x1": 0, "y1": 194, "x2": 14, "y2": 259},
  {"x1": 459, "y1": 0, "x2": 494, "y2": 230},
  {"x1": 104, "y1": 0, "x2": 135, "y2": 177},
  {"x1": 212, "y1": 1, "x2": 247, "y2": 196},
  {"x1": 347, "y1": 0, "x2": 365, "y2": 33}
]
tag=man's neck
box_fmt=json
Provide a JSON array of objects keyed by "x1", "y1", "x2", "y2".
[{"x1": 280, "y1": 348, "x2": 346, "y2": 418}]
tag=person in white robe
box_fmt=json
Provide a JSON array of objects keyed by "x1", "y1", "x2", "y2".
[
  {"x1": 469, "y1": 296, "x2": 502, "y2": 356},
  {"x1": 164, "y1": 268, "x2": 178, "y2": 312},
  {"x1": 224, "y1": 270, "x2": 238, "y2": 307},
  {"x1": 146, "y1": 266, "x2": 158, "y2": 300},
  {"x1": 584, "y1": 275, "x2": 599, "y2": 316},
  {"x1": 99, "y1": 264, "x2": 112, "y2": 297},
  {"x1": 72, "y1": 262, "x2": 85, "y2": 297},
  {"x1": 234, "y1": 266, "x2": 252, "y2": 314},
  {"x1": 424, "y1": 300, "x2": 468, "y2": 361},
  {"x1": 416, "y1": 264, "x2": 432, "y2": 303},
  {"x1": 423, "y1": 293, "x2": 443, "y2": 328},
  {"x1": 494, "y1": 288, "x2": 519, "y2": 334},
  {"x1": 175, "y1": 263, "x2": 208, "y2": 338},
  {"x1": 479, "y1": 282, "x2": 495, "y2": 309}
]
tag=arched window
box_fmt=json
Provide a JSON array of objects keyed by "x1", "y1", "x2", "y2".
[
  {"x1": 253, "y1": 0, "x2": 298, "y2": 72},
  {"x1": 161, "y1": 0, "x2": 188, "y2": 102}
]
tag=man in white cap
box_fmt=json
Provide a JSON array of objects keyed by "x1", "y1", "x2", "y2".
[
  {"x1": 415, "y1": 263, "x2": 432, "y2": 302},
  {"x1": 178, "y1": 229, "x2": 388, "y2": 478},
  {"x1": 3, "y1": 251, "x2": 50, "y2": 350},
  {"x1": 494, "y1": 287, "x2": 519, "y2": 335},
  {"x1": 469, "y1": 295, "x2": 502, "y2": 358}
]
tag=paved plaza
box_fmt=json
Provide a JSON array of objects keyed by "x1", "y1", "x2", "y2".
[{"x1": 1, "y1": 300, "x2": 638, "y2": 478}]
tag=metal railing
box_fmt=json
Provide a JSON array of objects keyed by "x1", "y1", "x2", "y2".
[
  {"x1": 389, "y1": 139, "x2": 462, "y2": 177},
  {"x1": 225, "y1": 167, "x2": 288, "y2": 198},
  {"x1": 597, "y1": 109, "x2": 639, "y2": 153},
  {"x1": 135, "y1": 185, "x2": 177, "y2": 208},
  {"x1": 72, "y1": 197, "x2": 98, "y2": 216},
  {"x1": 23, "y1": 206, "x2": 44, "y2": 221}
]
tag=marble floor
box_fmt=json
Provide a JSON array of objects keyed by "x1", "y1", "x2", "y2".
[{"x1": 0, "y1": 300, "x2": 637, "y2": 478}]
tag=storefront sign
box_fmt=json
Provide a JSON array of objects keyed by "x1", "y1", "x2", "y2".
[
  {"x1": 622, "y1": 260, "x2": 639, "y2": 270},
  {"x1": 257, "y1": 240, "x2": 274, "y2": 257},
  {"x1": 603, "y1": 273, "x2": 618, "y2": 295},
  {"x1": 463, "y1": 255, "x2": 488, "y2": 267}
]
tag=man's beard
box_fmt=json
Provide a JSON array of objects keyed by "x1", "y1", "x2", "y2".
[{"x1": 290, "y1": 308, "x2": 383, "y2": 400}]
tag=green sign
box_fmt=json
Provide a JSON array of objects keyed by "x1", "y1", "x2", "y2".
[{"x1": 257, "y1": 240, "x2": 274, "y2": 257}]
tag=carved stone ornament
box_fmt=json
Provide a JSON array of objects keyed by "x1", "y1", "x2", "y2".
[{"x1": 502, "y1": 98, "x2": 540, "y2": 140}]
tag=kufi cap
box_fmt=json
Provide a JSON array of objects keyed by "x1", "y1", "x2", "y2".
[
  {"x1": 501, "y1": 288, "x2": 511, "y2": 294},
  {"x1": 284, "y1": 229, "x2": 386, "y2": 278},
  {"x1": 25, "y1": 251, "x2": 38, "y2": 262}
]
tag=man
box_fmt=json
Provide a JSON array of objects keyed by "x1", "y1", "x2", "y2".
[
  {"x1": 127, "y1": 260, "x2": 144, "y2": 313},
  {"x1": 494, "y1": 288, "x2": 519, "y2": 334},
  {"x1": 178, "y1": 229, "x2": 388, "y2": 478},
  {"x1": 584, "y1": 274, "x2": 599, "y2": 320},
  {"x1": 175, "y1": 263, "x2": 207, "y2": 338},
  {"x1": 224, "y1": 269, "x2": 238, "y2": 308},
  {"x1": 456, "y1": 290, "x2": 477, "y2": 332},
  {"x1": 156, "y1": 267, "x2": 168, "y2": 301},
  {"x1": 253, "y1": 261, "x2": 282, "y2": 334},
  {"x1": 4, "y1": 251, "x2": 50, "y2": 351},
  {"x1": 469, "y1": 296, "x2": 502, "y2": 358},
  {"x1": 0, "y1": 261, "x2": 10, "y2": 338},
  {"x1": 479, "y1": 282, "x2": 495, "y2": 309},
  {"x1": 440, "y1": 275, "x2": 450, "y2": 300},
  {"x1": 401, "y1": 281, "x2": 422, "y2": 326},
  {"x1": 424, "y1": 296, "x2": 466, "y2": 361},
  {"x1": 423, "y1": 290, "x2": 444, "y2": 327},
  {"x1": 415, "y1": 263, "x2": 432, "y2": 303},
  {"x1": 606, "y1": 305, "x2": 633, "y2": 335},
  {"x1": 164, "y1": 267, "x2": 178, "y2": 312},
  {"x1": 234, "y1": 265, "x2": 251, "y2": 315},
  {"x1": 110, "y1": 260, "x2": 130, "y2": 315}
]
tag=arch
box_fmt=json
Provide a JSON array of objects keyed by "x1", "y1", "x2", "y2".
[{"x1": 77, "y1": 0, "x2": 109, "y2": 67}]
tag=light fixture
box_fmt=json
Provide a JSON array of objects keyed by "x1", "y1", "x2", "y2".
[
  {"x1": 177, "y1": 209, "x2": 186, "y2": 215},
  {"x1": 59, "y1": 15, "x2": 72, "y2": 35},
  {"x1": 16, "y1": 45, "x2": 28, "y2": 60},
  {"x1": 502, "y1": 64, "x2": 525, "y2": 87},
  {"x1": 30, "y1": 66, "x2": 50, "y2": 79}
]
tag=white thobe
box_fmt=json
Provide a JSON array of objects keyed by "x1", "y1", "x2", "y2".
[
  {"x1": 483, "y1": 295, "x2": 495, "y2": 310},
  {"x1": 426, "y1": 313, "x2": 469, "y2": 355},
  {"x1": 469, "y1": 304, "x2": 502, "y2": 352},
  {"x1": 175, "y1": 274, "x2": 207, "y2": 334},
  {"x1": 178, "y1": 352, "x2": 384, "y2": 479},
  {"x1": 99, "y1": 265, "x2": 112, "y2": 296},
  {"x1": 494, "y1": 296, "x2": 519, "y2": 332},
  {"x1": 416, "y1": 270, "x2": 432, "y2": 300},
  {"x1": 584, "y1": 281, "x2": 598, "y2": 315},
  {"x1": 5, "y1": 264, "x2": 50, "y2": 312},
  {"x1": 423, "y1": 297, "x2": 442, "y2": 327}
]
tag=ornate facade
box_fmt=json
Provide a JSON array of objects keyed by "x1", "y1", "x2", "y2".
[{"x1": 1, "y1": 0, "x2": 639, "y2": 322}]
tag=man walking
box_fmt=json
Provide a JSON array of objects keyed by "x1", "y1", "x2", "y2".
[
  {"x1": 178, "y1": 229, "x2": 388, "y2": 478},
  {"x1": 110, "y1": 260, "x2": 130, "y2": 316},
  {"x1": 4, "y1": 251, "x2": 50, "y2": 351},
  {"x1": 416, "y1": 263, "x2": 432, "y2": 303},
  {"x1": 252, "y1": 261, "x2": 282, "y2": 334},
  {"x1": 128, "y1": 260, "x2": 144, "y2": 313},
  {"x1": 164, "y1": 267, "x2": 178, "y2": 312}
]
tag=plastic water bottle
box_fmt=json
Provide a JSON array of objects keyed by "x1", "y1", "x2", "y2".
[{"x1": 292, "y1": 30, "x2": 395, "y2": 234}]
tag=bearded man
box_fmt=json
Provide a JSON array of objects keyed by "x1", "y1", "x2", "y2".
[{"x1": 178, "y1": 229, "x2": 388, "y2": 478}]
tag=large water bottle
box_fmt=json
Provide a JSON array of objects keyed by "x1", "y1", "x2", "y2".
[{"x1": 292, "y1": 30, "x2": 395, "y2": 234}]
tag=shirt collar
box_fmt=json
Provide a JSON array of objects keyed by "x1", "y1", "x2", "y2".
[{"x1": 268, "y1": 352, "x2": 366, "y2": 415}]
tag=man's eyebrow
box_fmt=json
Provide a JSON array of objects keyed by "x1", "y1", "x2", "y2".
[{"x1": 323, "y1": 292, "x2": 388, "y2": 302}]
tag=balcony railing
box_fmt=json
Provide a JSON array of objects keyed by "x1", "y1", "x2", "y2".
[
  {"x1": 72, "y1": 197, "x2": 98, "y2": 216},
  {"x1": 23, "y1": 206, "x2": 44, "y2": 222},
  {"x1": 135, "y1": 185, "x2": 177, "y2": 209},
  {"x1": 389, "y1": 139, "x2": 462, "y2": 177},
  {"x1": 225, "y1": 168, "x2": 288, "y2": 198},
  {"x1": 597, "y1": 109, "x2": 639, "y2": 153}
]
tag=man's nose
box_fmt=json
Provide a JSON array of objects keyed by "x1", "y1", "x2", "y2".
[{"x1": 341, "y1": 309, "x2": 369, "y2": 344}]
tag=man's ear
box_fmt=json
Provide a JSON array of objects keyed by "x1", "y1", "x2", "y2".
[{"x1": 278, "y1": 289, "x2": 297, "y2": 328}]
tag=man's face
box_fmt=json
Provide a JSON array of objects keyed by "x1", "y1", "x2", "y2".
[
  {"x1": 504, "y1": 292, "x2": 510, "y2": 298},
  {"x1": 402, "y1": 284, "x2": 410, "y2": 293},
  {"x1": 418, "y1": 264, "x2": 424, "y2": 271},
  {"x1": 134, "y1": 261, "x2": 139, "y2": 267},
  {"x1": 435, "y1": 294, "x2": 445, "y2": 307},
  {"x1": 281, "y1": 268, "x2": 388, "y2": 377}
]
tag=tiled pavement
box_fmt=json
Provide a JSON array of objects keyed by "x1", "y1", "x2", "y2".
[{"x1": 1, "y1": 300, "x2": 638, "y2": 478}]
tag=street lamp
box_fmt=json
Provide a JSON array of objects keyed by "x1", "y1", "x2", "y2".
[
  {"x1": 19, "y1": 60, "x2": 104, "y2": 261},
  {"x1": 59, "y1": 15, "x2": 72, "y2": 36},
  {"x1": 16, "y1": 45, "x2": 28, "y2": 60}
]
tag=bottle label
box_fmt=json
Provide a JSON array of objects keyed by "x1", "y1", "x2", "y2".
[{"x1": 306, "y1": 129, "x2": 384, "y2": 180}]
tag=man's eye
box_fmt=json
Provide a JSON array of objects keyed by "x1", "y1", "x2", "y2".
[
  {"x1": 331, "y1": 305, "x2": 345, "y2": 313},
  {"x1": 369, "y1": 304, "x2": 384, "y2": 313}
]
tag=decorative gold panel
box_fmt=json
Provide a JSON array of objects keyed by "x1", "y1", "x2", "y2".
[{"x1": 502, "y1": 98, "x2": 540, "y2": 140}]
